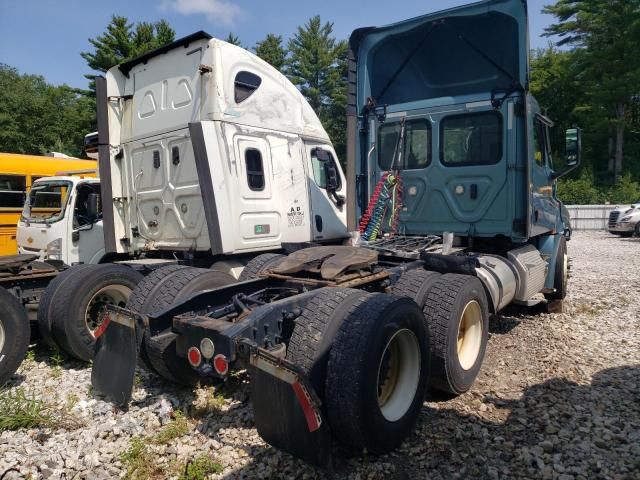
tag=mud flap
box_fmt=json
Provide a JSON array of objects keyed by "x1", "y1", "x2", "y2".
[
  {"x1": 250, "y1": 350, "x2": 332, "y2": 469},
  {"x1": 91, "y1": 306, "x2": 144, "y2": 406}
]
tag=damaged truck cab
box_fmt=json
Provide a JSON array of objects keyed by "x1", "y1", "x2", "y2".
[
  {"x1": 98, "y1": 31, "x2": 347, "y2": 266},
  {"x1": 92, "y1": 0, "x2": 581, "y2": 470}
]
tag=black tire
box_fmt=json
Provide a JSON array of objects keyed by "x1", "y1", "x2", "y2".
[
  {"x1": 37, "y1": 265, "x2": 91, "y2": 350},
  {"x1": 50, "y1": 264, "x2": 143, "y2": 361},
  {"x1": 141, "y1": 267, "x2": 235, "y2": 386},
  {"x1": 238, "y1": 253, "x2": 285, "y2": 281},
  {"x1": 391, "y1": 269, "x2": 441, "y2": 308},
  {"x1": 126, "y1": 264, "x2": 190, "y2": 373},
  {"x1": 634, "y1": 223, "x2": 640, "y2": 237},
  {"x1": 423, "y1": 274, "x2": 489, "y2": 395},
  {"x1": 544, "y1": 236, "x2": 568, "y2": 301},
  {"x1": 325, "y1": 294, "x2": 429, "y2": 454},
  {"x1": 286, "y1": 287, "x2": 369, "y2": 398},
  {"x1": 126, "y1": 264, "x2": 190, "y2": 314},
  {"x1": 0, "y1": 287, "x2": 30, "y2": 385}
]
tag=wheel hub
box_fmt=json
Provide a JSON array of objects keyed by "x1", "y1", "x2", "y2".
[
  {"x1": 376, "y1": 328, "x2": 421, "y2": 422},
  {"x1": 85, "y1": 285, "x2": 132, "y2": 338},
  {"x1": 457, "y1": 300, "x2": 483, "y2": 370}
]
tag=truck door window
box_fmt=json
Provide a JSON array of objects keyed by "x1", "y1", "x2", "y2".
[
  {"x1": 533, "y1": 120, "x2": 546, "y2": 166},
  {"x1": 311, "y1": 149, "x2": 342, "y2": 190},
  {"x1": 441, "y1": 111, "x2": 502, "y2": 166},
  {"x1": 234, "y1": 71, "x2": 262, "y2": 103},
  {"x1": 74, "y1": 184, "x2": 102, "y2": 228},
  {"x1": 245, "y1": 149, "x2": 265, "y2": 191},
  {"x1": 0, "y1": 175, "x2": 26, "y2": 208},
  {"x1": 378, "y1": 118, "x2": 431, "y2": 170}
]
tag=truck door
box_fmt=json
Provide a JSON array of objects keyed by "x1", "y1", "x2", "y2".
[
  {"x1": 68, "y1": 182, "x2": 104, "y2": 265},
  {"x1": 530, "y1": 114, "x2": 557, "y2": 235},
  {"x1": 231, "y1": 132, "x2": 311, "y2": 251},
  {"x1": 305, "y1": 144, "x2": 348, "y2": 241}
]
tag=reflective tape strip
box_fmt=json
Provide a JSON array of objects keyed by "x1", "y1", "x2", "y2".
[
  {"x1": 93, "y1": 315, "x2": 112, "y2": 339},
  {"x1": 292, "y1": 381, "x2": 322, "y2": 432}
]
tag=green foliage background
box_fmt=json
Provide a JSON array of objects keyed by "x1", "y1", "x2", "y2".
[{"x1": 1, "y1": 2, "x2": 639, "y2": 205}]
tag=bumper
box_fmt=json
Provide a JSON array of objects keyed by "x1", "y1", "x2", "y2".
[{"x1": 609, "y1": 223, "x2": 635, "y2": 233}]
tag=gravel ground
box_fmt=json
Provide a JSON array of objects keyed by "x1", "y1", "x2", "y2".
[{"x1": 1, "y1": 231, "x2": 639, "y2": 479}]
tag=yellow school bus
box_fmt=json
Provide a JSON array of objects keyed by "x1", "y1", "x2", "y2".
[{"x1": 0, "y1": 153, "x2": 97, "y2": 255}]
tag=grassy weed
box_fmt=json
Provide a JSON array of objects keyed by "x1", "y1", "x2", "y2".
[
  {"x1": 177, "y1": 455, "x2": 223, "y2": 480},
  {"x1": 0, "y1": 388, "x2": 79, "y2": 431},
  {"x1": 154, "y1": 410, "x2": 190, "y2": 445}
]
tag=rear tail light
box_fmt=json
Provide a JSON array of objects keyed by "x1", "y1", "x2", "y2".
[
  {"x1": 187, "y1": 347, "x2": 202, "y2": 368},
  {"x1": 213, "y1": 354, "x2": 229, "y2": 376}
]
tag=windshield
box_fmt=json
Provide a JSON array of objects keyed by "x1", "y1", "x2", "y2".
[{"x1": 21, "y1": 180, "x2": 72, "y2": 224}]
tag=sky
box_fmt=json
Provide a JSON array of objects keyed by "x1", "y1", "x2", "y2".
[{"x1": 0, "y1": 0, "x2": 558, "y2": 90}]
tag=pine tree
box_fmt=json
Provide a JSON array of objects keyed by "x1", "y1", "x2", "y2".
[
  {"x1": 255, "y1": 34, "x2": 287, "y2": 71},
  {"x1": 225, "y1": 33, "x2": 242, "y2": 47},
  {"x1": 81, "y1": 16, "x2": 175, "y2": 89},
  {"x1": 544, "y1": 0, "x2": 640, "y2": 182},
  {"x1": 286, "y1": 16, "x2": 348, "y2": 161}
]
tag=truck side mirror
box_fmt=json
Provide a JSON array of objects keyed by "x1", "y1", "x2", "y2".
[
  {"x1": 87, "y1": 193, "x2": 100, "y2": 220},
  {"x1": 565, "y1": 127, "x2": 581, "y2": 167},
  {"x1": 314, "y1": 148, "x2": 345, "y2": 207},
  {"x1": 551, "y1": 127, "x2": 582, "y2": 180},
  {"x1": 84, "y1": 132, "x2": 99, "y2": 160},
  {"x1": 324, "y1": 162, "x2": 339, "y2": 191},
  {"x1": 314, "y1": 148, "x2": 331, "y2": 163}
]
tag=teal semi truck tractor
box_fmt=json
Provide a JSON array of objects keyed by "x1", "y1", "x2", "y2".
[{"x1": 92, "y1": 0, "x2": 580, "y2": 468}]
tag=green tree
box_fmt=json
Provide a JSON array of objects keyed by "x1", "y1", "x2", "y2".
[
  {"x1": 0, "y1": 64, "x2": 95, "y2": 157},
  {"x1": 543, "y1": 0, "x2": 640, "y2": 182},
  {"x1": 255, "y1": 34, "x2": 287, "y2": 71},
  {"x1": 225, "y1": 33, "x2": 242, "y2": 47},
  {"x1": 286, "y1": 16, "x2": 348, "y2": 161},
  {"x1": 530, "y1": 46, "x2": 582, "y2": 158},
  {"x1": 81, "y1": 16, "x2": 175, "y2": 88}
]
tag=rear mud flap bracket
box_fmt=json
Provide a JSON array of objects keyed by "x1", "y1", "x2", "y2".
[{"x1": 249, "y1": 349, "x2": 332, "y2": 469}]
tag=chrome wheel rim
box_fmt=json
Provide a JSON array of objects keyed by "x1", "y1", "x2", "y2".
[
  {"x1": 85, "y1": 285, "x2": 132, "y2": 338},
  {"x1": 457, "y1": 300, "x2": 483, "y2": 370},
  {"x1": 377, "y1": 328, "x2": 421, "y2": 422}
]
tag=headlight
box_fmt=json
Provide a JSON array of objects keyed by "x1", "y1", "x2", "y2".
[{"x1": 46, "y1": 238, "x2": 62, "y2": 260}]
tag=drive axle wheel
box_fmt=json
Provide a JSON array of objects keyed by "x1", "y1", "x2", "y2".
[
  {"x1": 137, "y1": 267, "x2": 235, "y2": 386},
  {"x1": 376, "y1": 328, "x2": 422, "y2": 422},
  {"x1": 423, "y1": 274, "x2": 489, "y2": 396},
  {"x1": 0, "y1": 287, "x2": 30, "y2": 385},
  {"x1": 286, "y1": 287, "x2": 369, "y2": 398},
  {"x1": 126, "y1": 264, "x2": 190, "y2": 374},
  {"x1": 37, "y1": 265, "x2": 91, "y2": 349},
  {"x1": 456, "y1": 300, "x2": 483, "y2": 370},
  {"x1": 85, "y1": 285, "x2": 131, "y2": 337},
  {"x1": 325, "y1": 294, "x2": 429, "y2": 454},
  {"x1": 50, "y1": 264, "x2": 143, "y2": 361},
  {"x1": 239, "y1": 253, "x2": 285, "y2": 281}
]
